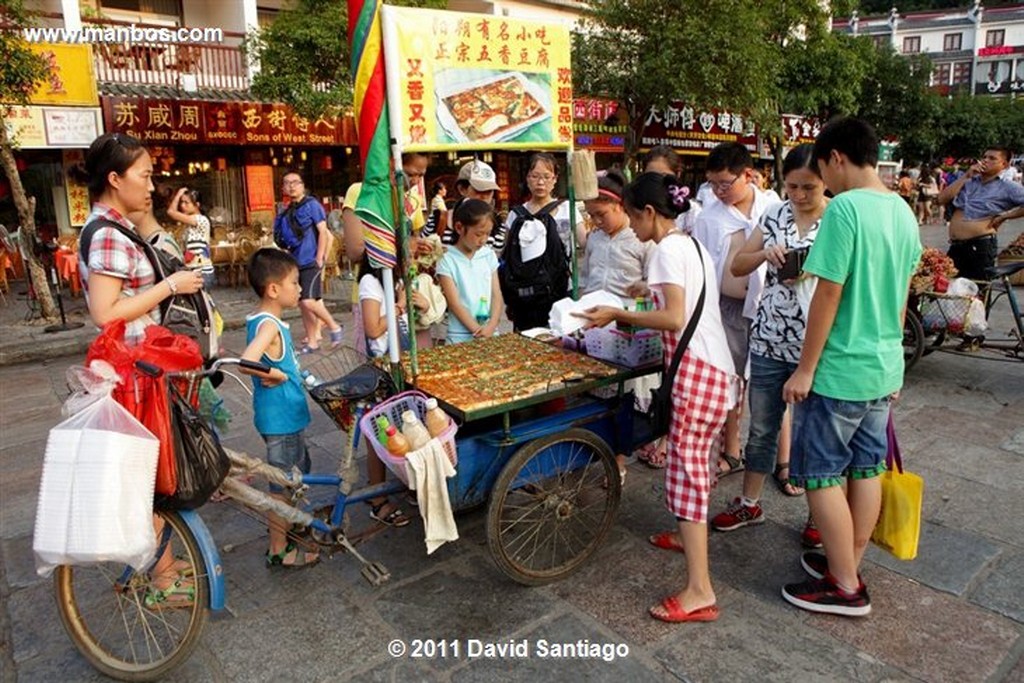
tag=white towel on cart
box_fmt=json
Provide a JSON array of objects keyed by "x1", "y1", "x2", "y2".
[{"x1": 404, "y1": 439, "x2": 458, "y2": 554}]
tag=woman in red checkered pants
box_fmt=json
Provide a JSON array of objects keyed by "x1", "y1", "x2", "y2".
[{"x1": 577, "y1": 172, "x2": 738, "y2": 623}]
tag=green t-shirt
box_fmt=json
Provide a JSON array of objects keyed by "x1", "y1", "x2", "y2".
[{"x1": 803, "y1": 189, "x2": 922, "y2": 400}]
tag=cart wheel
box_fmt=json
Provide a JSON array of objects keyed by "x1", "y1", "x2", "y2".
[
  {"x1": 486, "y1": 428, "x2": 620, "y2": 586},
  {"x1": 904, "y1": 308, "x2": 925, "y2": 371}
]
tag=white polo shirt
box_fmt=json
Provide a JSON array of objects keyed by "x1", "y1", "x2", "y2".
[{"x1": 692, "y1": 186, "x2": 781, "y2": 320}]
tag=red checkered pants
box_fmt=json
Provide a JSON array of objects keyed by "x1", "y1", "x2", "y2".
[{"x1": 664, "y1": 352, "x2": 735, "y2": 523}]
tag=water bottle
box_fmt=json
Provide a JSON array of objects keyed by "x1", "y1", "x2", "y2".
[
  {"x1": 301, "y1": 370, "x2": 319, "y2": 387},
  {"x1": 475, "y1": 296, "x2": 490, "y2": 326}
]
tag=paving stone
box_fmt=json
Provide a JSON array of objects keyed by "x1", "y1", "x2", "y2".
[
  {"x1": 912, "y1": 439, "x2": 1024, "y2": 493},
  {"x1": 864, "y1": 521, "x2": 1002, "y2": 596},
  {"x1": 1000, "y1": 426, "x2": 1024, "y2": 456},
  {"x1": 374, "y1": 563, "x2": 559, "y2": 671},
  {"x1": 915, "y1": 466, "x2": 1024, "y2": 547},
  {"x1": 7, "y1": 580, "x2": 57, "y2": 662},
  {"x1": 551, "y1": 527, "x2": 744, "y2": 647},
  {"x1": 968, "y1": 548, "x2": 1024, "y2": 623},
  {"x1": 450, "y1": 612, "x2": 663, "y2": 682},
  {"x1": 900, "y1": 406, "x2": 1022, "y2": 455},
  {"x1": 653, "y1": 592, "x2": 891, "y2": 683},
  {"x1": 1, "y1": 535, "x2": 45, "y2": 590},
  {"x1": 813, "y1": 570, "x2": 1021, "y2": 683},
  {"x1": 208, "y1": 587, "x2": 388, "y2": 681}
]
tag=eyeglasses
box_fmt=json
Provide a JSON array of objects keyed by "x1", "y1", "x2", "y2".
[
  {"x1": 708, "y1": 175, "x2": 742, "y2": 193},
  {"x1": 527, "y1": 173, "x2": 556, "y2": 182},
  {"x1": 282, "y1": 179, "x2": 303, "y2": 187}
]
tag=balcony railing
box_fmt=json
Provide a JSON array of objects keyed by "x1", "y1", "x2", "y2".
[{"x1": 79, "y1": 17, "x2": 250, "y2": 91}]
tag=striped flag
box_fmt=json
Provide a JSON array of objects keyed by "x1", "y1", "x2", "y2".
[{"x1": 348, "y1": 0, "x2": 396, "y2": 269}]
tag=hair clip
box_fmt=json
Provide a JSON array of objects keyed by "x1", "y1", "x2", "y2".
[{"x1": 668, "y1": 184, "x2": 690, "y2": 208}]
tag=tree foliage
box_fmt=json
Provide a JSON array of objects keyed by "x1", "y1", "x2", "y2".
[
  {"x1": 573, "y1": 0, "x2": 858, "y2": 166},
  {"x1": 0, "y1": 0, "x2": 59, "y2": 321},
  {"x1": 245, "y1": 0, "x2": 445, "y2": 120}
]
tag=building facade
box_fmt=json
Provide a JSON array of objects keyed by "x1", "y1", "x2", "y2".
[{"x1": 834, "y1": 2, "x2": 1024, "y2": 97}]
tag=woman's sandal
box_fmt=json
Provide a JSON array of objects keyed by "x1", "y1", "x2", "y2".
[
  {"x1": 716, "y1": 453, "x2": 745, "y2": 478},
  {"x1": 369, "y1": 501, "x2": 411, "y2": 527},
  {"x1": 328, "y1": 327, "x2": 344, "y2": 347},
  {"x1": 266, "y1": 542, "x2": 320, "y2": 570},
  {"x1": 144, "y1": 577, "x2": 195, "y2": 609},
  {"x1": 773, "y1": 464, "x2": 805, "y2": 497}
]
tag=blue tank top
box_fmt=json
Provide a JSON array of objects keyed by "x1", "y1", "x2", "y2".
[{"x1": 245, "y1": 312, "x2": 311, "y2": 435}]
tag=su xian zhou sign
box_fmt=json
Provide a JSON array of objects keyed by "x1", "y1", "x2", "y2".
[{"x1": 380, "y1": 6, "x2": 573, "y2": 151}]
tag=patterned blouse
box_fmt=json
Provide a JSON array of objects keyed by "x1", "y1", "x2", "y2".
[
  {"x1": 748, "y1": 201, "x2": 820, "y2": 364},
  {"x1": 78, "y1": 204, "x2": 159, "y2": 346}
]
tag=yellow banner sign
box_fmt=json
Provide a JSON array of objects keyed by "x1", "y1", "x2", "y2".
[
  {"x1": 28, "y1": 44, "x2": 99, "y2": 107},
  {"x1": 380, "y1": 6, "x2": 573, "y2": 151}
]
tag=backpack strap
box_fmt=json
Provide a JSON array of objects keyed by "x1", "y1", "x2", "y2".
[
  {"x1": 80, "y1": 218, "x2": 167, "y2": 285},
  {"x1": 536, "y1": 200, "x2": 563, "y2": 217}
]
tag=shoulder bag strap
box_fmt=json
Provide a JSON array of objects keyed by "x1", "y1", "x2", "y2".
[
  {"x1": 663, "y1": 235, "x2": 707, "y2": 385},
  {"x1": 81, "y1": 218, "x2": 166, "y2": 284}
]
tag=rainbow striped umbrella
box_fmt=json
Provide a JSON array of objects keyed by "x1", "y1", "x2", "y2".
[{"x1": 348, "y1": 0, "x2": 395, "y2": 269}]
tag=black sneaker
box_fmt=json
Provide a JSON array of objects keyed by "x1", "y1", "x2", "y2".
[
  {"x1": 801, "y1": 551, "x2": 828, "y2": 580},
  {"x1": 782, "y1": 574, "x2": 871, "y2": 617}
]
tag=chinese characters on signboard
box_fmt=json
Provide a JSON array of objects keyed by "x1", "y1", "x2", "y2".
[
  {"x1": 3, "y1": 106, "x2": 101, "y2": 148},
  {"x1": 102, "y1": 98, "x2": 357, "y2": 146},
  {"x1": 781, "y1": 115, "x2": 821, "y2": 146},
  {"x1": 640, "y1": 103, "x2": 758, "y2": 154},
  {"x1": 574, "y1": 98, "x2": 626, "y2": 153},
  {"x1": 380, "y1": 6, "x2": 572, "y2": 151},
  {"x1": 63, "y1": 149, "x2": 90, "y2": 226}
]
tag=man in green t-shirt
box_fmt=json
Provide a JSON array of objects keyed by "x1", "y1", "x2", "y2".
[{"x1": 781, "y1": 118, "x2": 922, "y2": 617}]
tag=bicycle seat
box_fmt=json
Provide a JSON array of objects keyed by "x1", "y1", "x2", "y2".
[{"x1": 990, "y1": 261, "x2": 1024, "y2": 279}]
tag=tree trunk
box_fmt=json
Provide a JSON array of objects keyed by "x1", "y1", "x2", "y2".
[
  {"x1": 772, "y1": 135, "x2": 785, "y2": 195},
  {"x1": 0, "y1": 120, "x2": 59, "y2": 321}
]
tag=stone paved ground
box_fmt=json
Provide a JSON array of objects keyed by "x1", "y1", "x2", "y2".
[{"x1": 1, "y1": 220, "x2": 1022, "y2": 682}]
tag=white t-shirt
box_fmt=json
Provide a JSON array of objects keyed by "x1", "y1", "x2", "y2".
[
  {"x1": 582, "y1": 225, "x2": 652, "y2": 300},
  {"x1": 674, "y1": 202, "x2": 702, "y2": 235},
  {"x1": 647, "y1": 233, "x2": 734, "y2": 376},
  {"x1": 692, "y1": 186, "x2": 781, "y2": 320},
  {"x1": 358, "y1": 274, "x2": 408, "y2": 357}
]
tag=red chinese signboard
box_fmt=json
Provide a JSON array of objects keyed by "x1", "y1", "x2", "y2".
[
  {"x1": 640, "y1": 103, "x2": 758, "y2": 155},
  {"x1": 573, "y1": 97, "x2": 626, "y2": 153},
  {"x1": 102, "y1": 97, "x2": 358, "y2": 147},
  {"x1": 781, "y1": 114, "x2": 821, "y2": 146}
]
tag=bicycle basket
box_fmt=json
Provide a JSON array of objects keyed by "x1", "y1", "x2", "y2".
[{"x1": 308, "y1": 364, "x2": 397, "y2": 431}]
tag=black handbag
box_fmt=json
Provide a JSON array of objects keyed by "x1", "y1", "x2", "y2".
[
  {"x1": 157, "y1": 385, "x2": 231, "y2": 510},
  {"x1": 647, "y1": 237, "x2": 707, "y2": 439}
]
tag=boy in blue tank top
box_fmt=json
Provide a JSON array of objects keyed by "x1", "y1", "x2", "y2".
[{"x1": 242, "y1": 248, "x2": 319, "y2": 568}]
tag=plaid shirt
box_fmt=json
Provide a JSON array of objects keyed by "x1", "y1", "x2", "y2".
[{"x1": 79, "y1": 204, "x2": 159, "y2": 346}]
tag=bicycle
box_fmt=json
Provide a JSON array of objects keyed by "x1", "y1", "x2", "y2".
[
  {"x1": 903, "y1": 260, "x2": 1024, "y2": 369},
  {"x1": 53, "y1": 348, "x2": 404, "y2": 681}
]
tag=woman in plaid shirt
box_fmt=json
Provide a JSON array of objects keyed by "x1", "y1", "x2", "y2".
[{"x1": 77, "y1": 134, "x2": 203, "y2": 345}]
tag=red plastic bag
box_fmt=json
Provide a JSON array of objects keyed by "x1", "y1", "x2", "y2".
[{"x1": 86, "y1": 321, "x2": 203, "y2": 495}]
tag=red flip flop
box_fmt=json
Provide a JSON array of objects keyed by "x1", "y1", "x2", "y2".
[
  {"x1": 649, "y1": 596, "x2": 719, "y2": 623},
  {"x1": 648, "y1": 531, "x2": 685, "y2": 554}
]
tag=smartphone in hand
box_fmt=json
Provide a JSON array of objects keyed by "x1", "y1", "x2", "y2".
[{"x1": 777, "y1": 248, "x2": 809, "y2": 281}]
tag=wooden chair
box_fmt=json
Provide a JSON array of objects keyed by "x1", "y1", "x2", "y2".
[{"x1": 233, "y1": 238, "x2": 260, "y2": 287}]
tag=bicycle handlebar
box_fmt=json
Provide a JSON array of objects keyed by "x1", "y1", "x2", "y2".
[{"x1": 133, "y1": 357, "x2": 273, "y2": 379}]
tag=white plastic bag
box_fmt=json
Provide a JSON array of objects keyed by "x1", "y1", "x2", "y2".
[
  {"x1": 947, "y1": 278, "x2": 979, "y2": 297},
  {"x1": 33, "y1": 382, "x2": 160, "y2": 576},
  {"x1": 965, "y1": 297, "x2": 989, "y2": 336}
]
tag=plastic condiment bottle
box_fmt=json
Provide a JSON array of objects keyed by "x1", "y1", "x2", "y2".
[
  {"x1": 385, "y1": 425, "x2": 410, "y2": 457},
  {"x1": 401, "y1": 410, "x2": 431, "y2": 451},
  {"x1": 375, "y1": 416, "x2": 391, "y2": 443},
  {"x1": 475, "y1": 296, "x2": 490, "y2": 326},
  {"x1": 424, "y1": 398, "x2": 450, "y2": 438}
]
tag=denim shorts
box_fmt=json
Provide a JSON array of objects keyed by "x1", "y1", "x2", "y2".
[
  {"x1": 790, "y1": 392, "x2": 890, "y2": 490},
  {"x1": 744, "y1": 354, "x2": 798, "y2": 474},
  {"x1": 262, "y1": 431, "x2": 311, "y2": 493}
]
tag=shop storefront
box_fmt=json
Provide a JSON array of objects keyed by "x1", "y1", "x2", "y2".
[
  {"x1": 975, "y1": 45, "x2": 1024, "y2": 95},
  {"x1": 101, "y1": 96, "x2": 360, "y2": 235},
  {"x1": 1, "y1": 44, "x2": 100, "y2": 240},
  {"x1": 573, "y1": 97, "x2": 627, "y2": 171}
]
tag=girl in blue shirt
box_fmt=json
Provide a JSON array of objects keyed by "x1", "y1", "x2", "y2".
[{"x1": 437, "y1": 199, "x2": 504, "y2": 344}]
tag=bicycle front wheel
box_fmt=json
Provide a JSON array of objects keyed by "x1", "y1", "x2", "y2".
[{"x1": 54, "y1": 510, "x2": 209, "y2": 682}]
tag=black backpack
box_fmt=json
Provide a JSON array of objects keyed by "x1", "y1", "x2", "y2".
[
  {"x1": 81, "y1": 219, "x2": 220, "y2": 360},
  {"x1": 499, "y1": 200, "x2": 570, "y2": 330}
]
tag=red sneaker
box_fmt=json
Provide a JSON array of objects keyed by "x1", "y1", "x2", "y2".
[
  {"x1": 711, "y1": 497, "x2": 765, "y2": 532},
  {"x1": 801, "y1": 520, "x2": 823, "y2": 548}
]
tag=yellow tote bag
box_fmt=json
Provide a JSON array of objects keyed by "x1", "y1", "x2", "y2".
[{"x1": 871, "y1": 416, "x2": 924, "y2": 560}]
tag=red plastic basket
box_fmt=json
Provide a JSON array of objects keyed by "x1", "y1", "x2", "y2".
[{"x1": 357, "y1": 391, "x2": 458, "y2": 486}]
